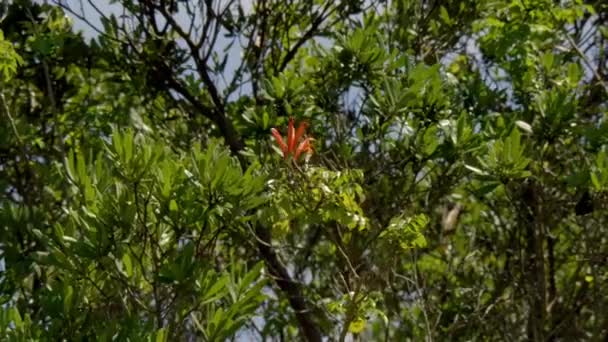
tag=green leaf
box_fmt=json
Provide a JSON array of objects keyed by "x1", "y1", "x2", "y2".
[
  {"x1": 423, "y1": 125, "x2": 439, "y2": 155},
  {"x1": 349, "y1": 317, "x2": 366, "y2": 333},
  {"x1": 567, "y1": 62, "x2": 582, "y2": 84},
  {"x1": 262, "y1": 111, "x2": 270, "y2": 129},
  {"x1": 541, "y1": 53, "x2": 554, "y2": 70},
  {"x1": 65, "y1": 150, "x2": 77, "y2": 183},
  {"x1": 123, "y1": 129, "x2": 134, "y2": 162},
  {"x1": 9, "y1": 307, "x2": 22, "y2": 330},
  {"x1": 475, "y1": 181, "x2": 501, "y2": 196},
  {"x1": 239, "y1": 262, "x2": 264, "y2": 293},
  {"x1": 169, "y1": 199, "x2": 178, "y2": 212},
  {"x1": 122, "y1": 253, "x2": 133, "y2": 278},
  {"x1": 63, "y1": 285, "x2": 74, "y2": 315},
  {"x1": 211, "y1": 154, "x2": 230, "y2": 190},
  {"x1": 515, "y1": 120, "x2": 533, "y2": 134},
  {"x1": 154, "y1": 328, "x2": 167, "y2": 342},
  {"x1": 465, "y1": 164, "x2": 487, "y2": 176},
  {"x1": 590, "y1": 172, "x2": 601, "y2": 191},
  {"x1": 201, "y1": 275, "x2": 229, "y2": 305},
  {"x1": 381, "y1": 214, "x2": 428, "y2": 250},
  {"x1": 271, "y1": 76, "x2": 285, "y2": 99},
  {"x1": 0, "y1": 31, "x2": 24, "y2": 81},
  {"x1": 439, "y1": 6, "x2": 451, "y2": 25}
]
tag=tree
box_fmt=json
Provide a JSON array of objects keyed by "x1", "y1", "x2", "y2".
[{"x1": 1, "y1": 0, "x2": 607, "y2": 340}]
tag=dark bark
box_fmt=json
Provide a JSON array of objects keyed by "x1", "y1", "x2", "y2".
[{"x1": 255, "y1": 225, "x2": 323, "y2": 342}]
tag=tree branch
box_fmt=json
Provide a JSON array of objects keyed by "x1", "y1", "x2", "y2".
[
  {"x1": 278, "y1": 3, "x2": 335, "y2": 72},
  {"x1": 58, "y1": 2, "x2": 324, "y2": 338},
  {"x1": 550, "y1": 9, "x2": 608, "y2": 95},
  {"x1": 254, "y1": 225, "x2": 323, "y2": 342}
]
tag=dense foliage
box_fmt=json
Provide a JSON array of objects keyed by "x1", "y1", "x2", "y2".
[{"x1": 1, "y1": 0, "x2": 607, "y2": 340}]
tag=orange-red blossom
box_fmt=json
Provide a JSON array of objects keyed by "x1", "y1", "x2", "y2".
[{"x1": 271, "y1": 117, "x2": 313, "y2": 161}]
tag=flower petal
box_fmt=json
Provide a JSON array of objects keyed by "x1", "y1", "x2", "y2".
[
  {"x1": 294, "y1": 138, "x2": 313, "y2": 161},
  {"x1": 294, "y1": 121, "x2": 308, "y2": 148},
  {"x1": 271, "y1": 128, "x2": 288, "y2": 157},
  {"x1": 287, "y1": 117, "x2": 296, "y2": 153}
]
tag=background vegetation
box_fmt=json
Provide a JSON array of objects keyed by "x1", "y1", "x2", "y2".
[{"x1": 1, "y1": 0, "x2": 607, "y2": 340}]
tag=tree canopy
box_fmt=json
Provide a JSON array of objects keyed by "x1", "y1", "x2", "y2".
[{"x1": 1, "y1": 0, "x2": 607, "y2": 340}]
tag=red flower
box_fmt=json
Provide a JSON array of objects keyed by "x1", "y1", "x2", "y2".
[{"x1": 271, "y1": 117, "x2": 313, "y2": 161}]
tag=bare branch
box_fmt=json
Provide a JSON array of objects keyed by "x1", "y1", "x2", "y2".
[
  {"x1": 278, "y1": 2, "x2": 336, "y2": 72},
  {"x1": 550, "y1": 9, "x2": 608, "y2": 95},
  {"x1": 254, "y1": 224, "x2": 323, "y2": 342}
]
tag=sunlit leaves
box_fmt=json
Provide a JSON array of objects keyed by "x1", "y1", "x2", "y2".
[
  {"x1": 42, "y1": 128, "x2": 270, "y2": 338},
  {"x1": 0, "y1": 306, "x2": 40, "y2": 341},
  {"x1": 469, "y1": 128, "x2": 531, "y2": 181},
  {"x1": 380, "y1": 213, "x2": 428, "y2": 251},
  {"x1": 591, "y1": 150, "x2": 608, "y2": 191},
  {"x1": 192, "y1": 261, "x2": 267, "y2": 341},
  {"x1": 0, "y1": 30, "x2": 23, "y2": 81}
]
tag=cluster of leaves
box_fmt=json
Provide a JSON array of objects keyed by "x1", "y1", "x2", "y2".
[{"x1": 2, "y1": 126, "x2": 268, "y2": 340}]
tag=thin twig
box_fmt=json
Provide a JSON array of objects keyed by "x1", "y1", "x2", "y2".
[
  {"x1": 550, "y1": 10, "x2": 608, "y2": 95},
  {"x1": 278, "y1": 2, "x2": 336, "y2": 72},
  {"x1": 0, "y1": 92, "x2": 23, "y2": 145}
]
